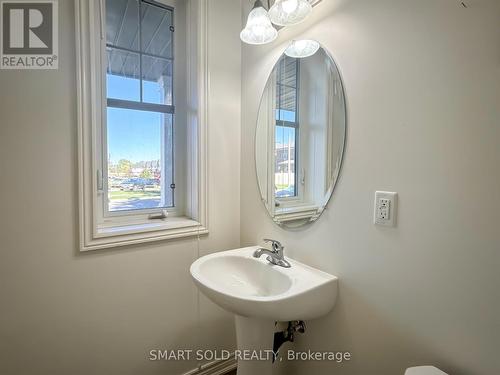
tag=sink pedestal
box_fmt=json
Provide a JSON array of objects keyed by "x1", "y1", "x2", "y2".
[{"x1": 234, "y1": 316, "x2": 275, "y2": 375}]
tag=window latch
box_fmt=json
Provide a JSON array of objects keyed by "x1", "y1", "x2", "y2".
[
  {"x1": 96, "y1": 169, "x2": 104, "y2": 192},
  {"x1": 149, "y1": 210, "x2": 168, "y2": 220}
]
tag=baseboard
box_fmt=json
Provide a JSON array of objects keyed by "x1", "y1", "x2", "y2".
[{"x1": 181, "y1": 354, "x2": 237, "y2": 375}]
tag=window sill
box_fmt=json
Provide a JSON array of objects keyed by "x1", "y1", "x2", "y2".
[
  {"x1": 274, "y1": 204, "x2": 321, "y2": 223},
  {"x1": 81, "y1": 217, "x2": 208, "y2": 251}
]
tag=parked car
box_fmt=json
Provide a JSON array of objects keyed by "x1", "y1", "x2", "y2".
[
  {"x1": 144, "y1": 178, "x2": 158, "y2": 188},
  {"x1": 276, "y1": 186, "x2": 295, "y2": 198},
  {"x1": 109, "y1": 177, "x2": 124, "y2": 189},
  {"x1": 119, "y1": 178, "x2": 148, "y2": 191}
]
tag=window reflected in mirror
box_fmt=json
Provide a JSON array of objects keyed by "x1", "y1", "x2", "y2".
[
  {"x1": 255, "y1": 45, "x2": 346, "y2": 227},
  {"x1": 275, "y1": 55, "x2": 299, "y2": 199}
]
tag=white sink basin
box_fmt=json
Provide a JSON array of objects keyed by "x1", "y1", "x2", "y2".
[
  {"x1": 190, "y1": 246, "x2": 338, "y2": 321},
  {"x1": 191, "y1": 246, "x2": 338, "y2": 375}
]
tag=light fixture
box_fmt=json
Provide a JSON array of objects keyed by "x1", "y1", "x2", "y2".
[
  {"x1": 268, "y1": 0, "x2": 312, "y2": 26},
  {"x1": 240, "y1": 0, "x2": 278, "y2": 45},
  {"x1": 284, "y1": 39, "x2": 320, "y2": 58}
]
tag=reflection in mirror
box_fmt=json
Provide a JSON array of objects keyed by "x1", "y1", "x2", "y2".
[{"x1": 255, "y1": 44, "x2": 346, "y2": 227}]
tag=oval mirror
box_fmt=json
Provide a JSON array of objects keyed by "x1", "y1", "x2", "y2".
[{"x1": 255, "y1": 43, "x2": 346, "y2": 227}]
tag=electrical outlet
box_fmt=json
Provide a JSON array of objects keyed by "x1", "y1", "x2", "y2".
[
  {"x1": 374, "y1": 191, "x2": 397, "y2": 227},
  {"x1": 377, "y1": 198, "x2": 390, "y2": 220}
]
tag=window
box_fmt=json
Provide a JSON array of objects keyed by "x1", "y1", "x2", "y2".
[
  {"x1": 76, "y1": 0, "x2": 208, "y2": 251},
  {"x1": 105, "y1": 0, "x2": 175, "y2": 214},
  {"x1": 275, "y1": 55, "x2": 299, "y2": 199}
]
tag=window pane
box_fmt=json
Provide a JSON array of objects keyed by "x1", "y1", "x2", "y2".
[
  {"x1": 106, "y1": 0, "x2": 139, "y2": 51},
  {"x1": 276, "y1": 84, "x2": 297, "y2": 123},
  {"x1": 276, "y1": 55, "x2": 298, "y2": 124},
  {"x1": 107, "y1": 107, "x2": 174, "y2": 211},
  {"x1": 275, "y1": 55, "x2": 298, "y2": 198},
  {"x1": 106, "y1": 47, "x2": 140, "y2": 101},
  {"x1": 277, "y1": 56, "x2": 298, "y2": 87},
  {"x1": 142, "y1": 56, "x2": 173, "y2": 105},
  {"x1": 105, "y1": 0, "x2": 174, "y2": 105},
  {"x1": 275, "y1": 126, "x2": 296, "y2": 198},
  {"x1": 140, "y1": 1, "x2": 173, "y2": 59}
]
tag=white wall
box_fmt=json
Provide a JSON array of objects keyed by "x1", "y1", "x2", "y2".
[
  {"x1": 0, "y1": 1, "x2": 240, "y2": 374},
  {"x1": 240, "y1": 0, "x2": 500, "y2": 374}
]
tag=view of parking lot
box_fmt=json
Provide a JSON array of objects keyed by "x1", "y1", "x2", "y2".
[{"x1": 107, "y1": 159, "x2": 163, "y2": 211}]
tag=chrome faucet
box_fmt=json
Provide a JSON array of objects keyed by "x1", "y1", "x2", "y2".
[{"x1": 253, "y1": 239, "x2": 291, "y2": 268}]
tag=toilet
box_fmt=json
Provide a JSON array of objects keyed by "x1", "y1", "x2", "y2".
[{"x1": 405, "y1": 366, "x2": 448, "y2": 375}]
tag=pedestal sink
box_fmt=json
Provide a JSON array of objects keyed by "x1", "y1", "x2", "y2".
[{"x1": 190, "y1": 246, "x2": 338, "y2": 375}]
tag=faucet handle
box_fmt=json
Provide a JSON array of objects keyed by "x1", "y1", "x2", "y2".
[{"x1": 263, "y1": 239, "x2": 283, "y2": 253}]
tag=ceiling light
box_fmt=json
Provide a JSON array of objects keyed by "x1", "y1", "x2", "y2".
[
  {"x1": 240, "y1": 0, "x2": 278, "y2": 45},
  {"x1": 284, "y1": 39, "x2": 320, "y2": 58},
  {"x1": 268, "y1": 0, "x2": 312, "y2": 26}
]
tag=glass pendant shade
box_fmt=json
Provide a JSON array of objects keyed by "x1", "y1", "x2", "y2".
[
  {"x1": 284, "y1": 39, "x2": 320, "y2": 58},
  {"x1": 240, "y1": 2, "x2": 278, "y2": 45},
  {"x1": 268, "y1": 0, "x2": 312, "y2": 26}
]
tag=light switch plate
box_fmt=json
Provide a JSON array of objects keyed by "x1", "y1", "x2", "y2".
[{"x1": 374, "y1": 191, "x2": 398, "y2": 227}]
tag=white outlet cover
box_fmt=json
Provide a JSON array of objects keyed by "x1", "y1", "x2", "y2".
[{"x1": 374, "y1": 191, "x2": 398, "y2": 227}]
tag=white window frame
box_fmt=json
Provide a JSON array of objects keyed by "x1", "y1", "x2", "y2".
[
  {"x1": 273, "y1": 56, "x2": 304, "y2": 209},
  {"x1": 76, "y1": 0, "x2": 208, "y2": 251},
  {"x1": 100, "y1": 0, "x2": 179, "y2": 222}
]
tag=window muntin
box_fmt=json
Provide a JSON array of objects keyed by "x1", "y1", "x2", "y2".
[
  {"x1": 275, "y1": 55, "x2": 299, "y2": 199},
  {"x1": 105, "y1": 0, "x2": 175, "y2": 213}
]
